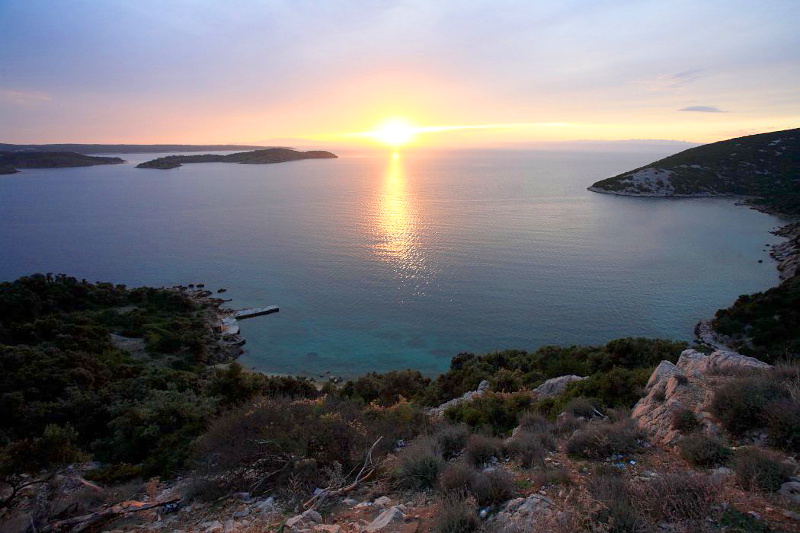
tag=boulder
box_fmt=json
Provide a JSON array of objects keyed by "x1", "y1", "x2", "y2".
[
  {"x1": 364, "y1": 506, "x2": 404, "y2": 532},
  {"x1": 533, "y1": 375, "x2": 586, "y2": 398},
  {"x1": 488, "y1": 494, "x2": 553, "y2": 532}
]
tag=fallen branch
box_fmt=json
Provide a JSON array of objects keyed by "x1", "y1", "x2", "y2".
[
  {"x1": 42, "y1": 497, "x2": 180, "y2": 532},
  {"x1": 303, "y1": 436, "x2": 383, "y2": 510}
]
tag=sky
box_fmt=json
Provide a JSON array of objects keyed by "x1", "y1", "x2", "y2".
[{"x1": 1, "y1": 0, "x2": 799, "y2": 146}]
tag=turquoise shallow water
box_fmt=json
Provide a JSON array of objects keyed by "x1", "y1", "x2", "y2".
[{"x1": 0, "y1": 148, "x2": 786, "y2": 377}]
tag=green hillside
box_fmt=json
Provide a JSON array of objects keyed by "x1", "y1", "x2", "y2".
[{"x1": 589, "y1": 128, "x2": 800, "y2": 212}]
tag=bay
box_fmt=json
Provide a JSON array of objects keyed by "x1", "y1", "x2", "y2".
[{"x1": 0, "y1": 148, "x2": 784, "y2": 377}]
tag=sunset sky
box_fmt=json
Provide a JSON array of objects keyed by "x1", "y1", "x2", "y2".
[{"x1": 1, "y1": 0, "x2": 799, "y2": 146}]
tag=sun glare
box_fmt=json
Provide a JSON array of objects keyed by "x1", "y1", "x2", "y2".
[{"x1": 370, "y1": 118, "x2": 418, "y2": 147}]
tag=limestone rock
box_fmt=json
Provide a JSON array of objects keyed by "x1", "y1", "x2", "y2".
[
  {"x1": 428, "y1": 380, "x2": 491, "y2": 418},
  {"x1": 632, "y1": 349, "x2": 771, "y2": 446},
  {"x1": 533, "y1": 375, "x2": 586, "y2": 398},
  {"x1": 488, "y1": 494, "x2": 553, "y2": 532},
  {"x1": 364, "y1": 506, "x2": 404, "y2": 532}
]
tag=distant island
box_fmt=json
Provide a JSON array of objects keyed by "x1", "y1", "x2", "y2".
[
  {"x1": 0, "y1": 151, "x2": 124, "y2": 174},
  {"x1": 136, "y1": 148, "x2": 338, "y2": 169},
  {"x1": 589, "y1": 127, "x2": 800, "y2": 214},
  {"x1": 0, "y1": 143, "x2": 270, "y2": 154}
]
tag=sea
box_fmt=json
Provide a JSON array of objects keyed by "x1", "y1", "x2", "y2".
[{"x1": 0, "y1": 148, "x2": 787, "y2": 378}]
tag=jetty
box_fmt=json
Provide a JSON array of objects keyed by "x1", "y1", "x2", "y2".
[
  {"x1": 234, "y1": 306, "x2": 279, "y2": 319},
  {"x1": 219, "y1": 306, "x2": 280, "y2": 337}
]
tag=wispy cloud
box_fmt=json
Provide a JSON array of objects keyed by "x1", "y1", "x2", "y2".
[
  {"x1": 0, "y1": 89, "x2": 51, "y2": 106},
  {"x1": 679, "y1": 106, "x2": 725, "y2": 113},
  {"x1": 641, "y1": 69, "x2": 707, "y2": 92}
]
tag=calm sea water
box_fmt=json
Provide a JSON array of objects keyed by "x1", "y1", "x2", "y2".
[{"x1": 0, "y1": 149, "x2": 786, "y2": 378}]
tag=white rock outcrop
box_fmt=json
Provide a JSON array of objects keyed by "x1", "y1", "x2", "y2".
[
  {"x1": 631, "y1": 349, "x2": 771, "y2": 446},
  {"x1": 533, "y1": 375, "x2": 586, "y2": 398}
]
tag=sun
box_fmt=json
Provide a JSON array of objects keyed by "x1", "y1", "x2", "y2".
[{"x1": 369, "y1": 118, "x2": 418, "y2": 147}]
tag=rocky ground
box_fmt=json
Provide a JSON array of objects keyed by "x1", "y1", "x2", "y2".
[{"x1": 4, "y1": 349, "x2": 798, "y2": 533}]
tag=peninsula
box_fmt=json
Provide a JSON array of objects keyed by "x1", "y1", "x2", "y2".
[
  {"x1": 136, "y1": 148, "x2": 338, "y2": 169},
  {"x1": 589, "y1": 127, "x2": 800, "y2": 214},
  {"x1": 0, "y1": 151, "x2": 124, "y2": 174}
]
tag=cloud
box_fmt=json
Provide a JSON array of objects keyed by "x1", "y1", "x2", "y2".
[
  {"x1": 642, "y1": 69, "x2": 707, "y2": 92},
  {"x1": 679, "y1": 106, "x2": 725, "y2": 113},
  {"x1": 0, "y1": 89, "x2": 51, "y2": 106}
]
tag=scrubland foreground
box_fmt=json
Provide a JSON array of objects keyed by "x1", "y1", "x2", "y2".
[{"x1": 1, "y1": 274, "x2": 799, "y2": 532}]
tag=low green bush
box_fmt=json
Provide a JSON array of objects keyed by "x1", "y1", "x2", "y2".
[
  {"x1": 711, "y1": 376, "x2": 788, "y2": 436},
  {"x1": 444, "y1": 392, "x2": 533, "y2": 435}
]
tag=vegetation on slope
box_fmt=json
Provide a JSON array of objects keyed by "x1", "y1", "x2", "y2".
[
  {"x1": 711, "y1": 274, "x2": 800, "y2": 361},
  {"x1": 136, "y1": 148, "x2": 338, "y2": 169},
  {"x1": 0, "y1": 274, "x2": 316, "y2": 482},
  {"x1": 590, "y1": 128, "x2": 800, "y2": 208}
]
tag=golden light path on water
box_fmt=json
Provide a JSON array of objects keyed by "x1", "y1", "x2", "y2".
[{"x1": 372, "y1": 152, "x2": 431, "y2": 298}]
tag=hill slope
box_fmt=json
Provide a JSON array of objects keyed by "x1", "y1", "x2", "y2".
[{"x1": 588, "y1": 128, "x2": 800, "y2": 204}]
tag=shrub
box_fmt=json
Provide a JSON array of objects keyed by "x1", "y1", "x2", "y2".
[
  {"x1": 340, "y1": 369, "x2": 431, "y2": 406},
  {"x1": 532, "y1": 466, "x2": 571, "y2": 489},
  {"x1": 433, "y1": 424, "x2": 470, "y2": 459},
  {"x1": 444, "y1": 391, "x2": 533, "y2": 435},
  {"x1": 588, "y1": 475, "x2": 642, "y2": 532},
  {"x1": 395, "y1": 436, "x2": 444, "y2": 490},
  {"x1": 711, "y1": 376, "x2": 787, "y2": 436},
  {"x1": 566, "y1": 420, "x2": 643, "y2": 460},
  {"x1": 670, "y1": 407, "x2": 699, "y2": 432},
  {"x1": 562, "y1": 368, "x2": 652, "y2": 409},
  {"x1": 506, "y1": 430, "x2": 555, "y2": 468},
  {"x1": 733, "y1": 447, "x2": 794, "y2": 492},
  {"x1": 563, "y1": 397, "x2": 596, "y2": 418},
  {"x1": 765, "y1": 400, "x2": 800, "y2": 453},
  {"x1": 464, "y1": 434, "x2": 504, "y2": 467},
  {"x1": 193, "y1": 395, "x2": 421, "y2": 496},
  {"x1": 554, "y1": 413, "x2": 585, "y2": 436},
  {"x1": 517, "y1": 411, "x2": 551, "y2": 433},
  {"x1": 468, "y1": 468, "x2": 516, "y2": 506},
  {"x1": 437, "y1": 461, "x2": 476, "y2": 494},
  {"x1": 678, "y1": 434, "x2": 732, "y2": 467},
  {"x1": 635, "y1": 472, "x2": 717, "y2": 522},
  {"x1": 433, "y1": 495, "x2": 480, "y2": 533}
]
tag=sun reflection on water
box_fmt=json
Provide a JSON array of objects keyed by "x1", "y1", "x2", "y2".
[{"x1": 372, "y1": 152, "x2": 431, "y2": 295}]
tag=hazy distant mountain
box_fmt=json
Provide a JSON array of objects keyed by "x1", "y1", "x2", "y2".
[
  {"x1": 0, "y1": 143, "x2": 270, "y2": 155},
  {"x1": 589, "y1": 128, "x2": 800, "y2": 211}
]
